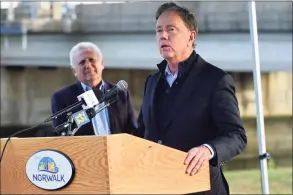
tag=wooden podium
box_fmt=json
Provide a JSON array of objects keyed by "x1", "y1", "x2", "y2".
[{"x1": 1, "y1": 133, "x2": 210, "y2": 194}]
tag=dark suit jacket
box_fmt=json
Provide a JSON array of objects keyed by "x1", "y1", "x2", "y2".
[
  {"x1": 37, "y1": 81, "x2": 137, "y2": 137},
  {"x1": 136, "y1": 53, "x2": 247, "y2": 195}
]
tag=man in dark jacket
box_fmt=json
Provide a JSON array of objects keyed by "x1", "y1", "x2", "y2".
[
  {"x1": 136, "y1": 3, "x2": 247, "y2": 195},
  {"x1": 41, "y1": 42, "x2": 137, "y2": 137}
]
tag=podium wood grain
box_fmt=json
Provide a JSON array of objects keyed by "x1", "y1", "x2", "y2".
[
  {"x1": 0, "y1": 134, "x2": 210, "y2": 194},
  {"x1": 107, "y1": 135, "x2": 210, "y2": 194}
]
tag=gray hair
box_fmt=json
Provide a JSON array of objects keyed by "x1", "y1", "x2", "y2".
[{"x1": 69, "y1": 42, "x2": 103, "y2": 68}]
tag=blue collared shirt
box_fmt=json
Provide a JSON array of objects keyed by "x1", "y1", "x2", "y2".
[
  {"x1": 165, "y1": 64, "x2": 178, "y2": 87},
  {"x1": 80, "y1": 81, "x2": 111, "y2": 136}
]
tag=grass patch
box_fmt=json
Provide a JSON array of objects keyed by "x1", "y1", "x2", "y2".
[{"x1": 224, "y1": 167, "x2": 292, "y2": 194}]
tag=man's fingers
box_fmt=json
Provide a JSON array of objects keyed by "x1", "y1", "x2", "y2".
[
  {"x1": 184, "y1": 148, "x2": 198, "y2": 165},
  {"x1": 191, "y1": 156, "x2": 206, "y2": 175},
  {"x1": 184, "y1": 146, "x2": 213, "y2": 176},
  {"x1": 186, "y1": 152, "x2": 201, "y2": 174}
]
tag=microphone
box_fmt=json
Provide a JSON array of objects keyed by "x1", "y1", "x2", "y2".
[
  {"x1": 54, "y1": 107, "x2": 96, "y2": 133},
  {"x1": 44, "y1": 88, "x2": 99, "y2": 123},
  {"x1": 44, "y1": 80, "x2": 128, "y2": 123},
  {"x1": 70, "y1": 97, "x2": 117, "y2": 136},
  {"x1": 71, "y1": 80, "x2": 128, "y2": 131},
  {"x1": 77, "y1": 88, "x2": 100, "y2": 110},
  {"x1": 99, "y1": 80, "x2": 128, "y2": 103},
  {"x1": 54, "y1": 94, "x2": 118, "y2": 136}
]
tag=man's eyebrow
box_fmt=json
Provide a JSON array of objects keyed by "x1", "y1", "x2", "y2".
[
  {"x1": 78, "y1": 59, "x2": 85, "y2": 64},
  {"x1": 167, "y1": 24, "x2": 177, "y2": 28},
  {"x1": 156, "y1": 25, "x2": 162, "y2": 29},
  {"x1": 156, "y1": 24, "x2": 177, "y2": 29}
]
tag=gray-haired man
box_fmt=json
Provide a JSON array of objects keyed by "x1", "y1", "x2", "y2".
[{"x1": 49, "y1": 42, "x2": 137, "y2": 136}]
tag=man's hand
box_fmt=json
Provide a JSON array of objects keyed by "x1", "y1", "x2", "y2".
[{"x1": 184, "y1": 145, "x2": 213, "y2": 175}]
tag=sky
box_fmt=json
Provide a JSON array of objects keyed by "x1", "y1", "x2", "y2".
[
  {"x1": 0, "y1": 1, "x2": 126, "y2": 9},
  {"x1": 1, "y1": 2, "x2": 18, "y2": 9}
]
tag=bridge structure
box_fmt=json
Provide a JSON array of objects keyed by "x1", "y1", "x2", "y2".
[{"x1": 1, "y1": 1, "x2": 292, "y2": 72}]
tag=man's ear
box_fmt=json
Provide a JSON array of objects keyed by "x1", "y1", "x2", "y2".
[
  {"x1": 189, "y1": 31, "x2": 196, "y2": 46},
  {"x1": 101, "y1": 60, "x2": 105, "y2": 70},
  {"x1": 71, "y1": 68, "x2": 77, "y2": 77}
]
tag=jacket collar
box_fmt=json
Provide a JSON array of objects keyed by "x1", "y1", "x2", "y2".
[{"x1": 157, "y1": 50, "x2": 197, "y2": 79}]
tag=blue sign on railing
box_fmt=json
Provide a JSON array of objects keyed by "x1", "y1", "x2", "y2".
[{"x1": 0, "y1": 24, "x2": 23, "y2": 35}]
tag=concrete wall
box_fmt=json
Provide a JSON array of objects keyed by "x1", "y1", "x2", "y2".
[
  {"x1": 1, "y1": 67, "x2": 292, "y2": 126},
  {"x1": 232, "y1": 72, "x2": 292, "y2": 117}
]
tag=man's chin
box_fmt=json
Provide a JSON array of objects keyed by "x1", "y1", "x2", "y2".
[
  {"x1": 161, "y1": 52, "x2": 174, "y2": 59},
  {"x1": 85, "y1": 74, "x2": 98, "y2": 81}
]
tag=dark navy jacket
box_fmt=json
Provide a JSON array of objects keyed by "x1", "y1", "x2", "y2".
[{"x1": 136, "y1": 51, "x2": 247, "y2": 195}]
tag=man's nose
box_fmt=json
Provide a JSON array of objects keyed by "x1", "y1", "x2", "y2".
[
  {"x1": 160, "y1": 30, "x2": 168, "y2": 40},
  {"x1": 84, "y1": 59, "x2": 91, "y2": 68}
]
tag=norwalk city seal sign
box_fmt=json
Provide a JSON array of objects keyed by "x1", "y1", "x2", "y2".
[{"x1": 26, "y1": 150, "x2": 75, "y2": 190}]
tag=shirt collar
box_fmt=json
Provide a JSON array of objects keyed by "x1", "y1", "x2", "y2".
[
  {"x1": 80, "y1": 80, "x2": 105, "y2": 92},
  {"x1": 157, "y1": 50, "x2": 197, "y2": 77},
  {"x1": 165, "y1": 64, "x2": 178, "y2": 77}
]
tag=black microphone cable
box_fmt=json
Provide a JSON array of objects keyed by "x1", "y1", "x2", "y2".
[{"x1": 0, "y1": 121, "x2": 49, "y2": 163}]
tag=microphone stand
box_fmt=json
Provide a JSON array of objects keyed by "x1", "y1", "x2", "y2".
[
  {"x1": 66, "y1": 114, "x2": 74, "y2": 136},
  {"x1": 52, "y1": 99, "x2": 114, "y2": 135},
  {"x1": 70, "y1": 98, "x2": 117, "y2": 136},
  {"x1": 44, "y1": 101, "x2": 84, "y2": 123},
  {"x1": 57, "y1": 112, "x2": 74, "y2": 136}
]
